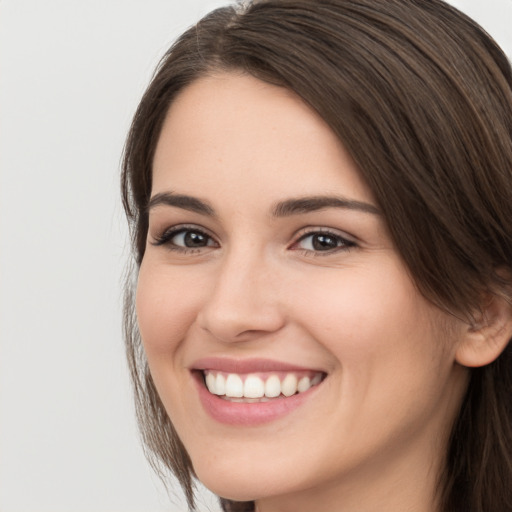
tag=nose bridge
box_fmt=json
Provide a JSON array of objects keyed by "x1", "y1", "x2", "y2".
[{"x1": 198, "y1": 242, "x2": 284, "y2": 342}]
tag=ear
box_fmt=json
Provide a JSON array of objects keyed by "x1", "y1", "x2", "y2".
[{"x1": 455, "y1": 293, "x2": 512, "y2": 368}]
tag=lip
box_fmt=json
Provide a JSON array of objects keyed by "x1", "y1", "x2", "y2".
[
  {"x1": 190, "y1": 357, "x2": 326, "y2": 426},
  {"x1": 190, "y1": 356, "x2": 324, "y2": 374}
]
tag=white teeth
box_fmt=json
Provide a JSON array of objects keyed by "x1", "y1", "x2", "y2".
[
  {"x1": 203, "y1": 370, "x2": 324, "y2": 399},
  {"x1": 225, "y1": 374, "x2": 243, "y2": 397},
  {"x1": 244, "y1": 375, "x2": 265, "y2": 398},
  {"x1": 205, "y1": 373, "x2": 215, "y2": 393},
  {"x1": 311, "y1": 373, "x2": 322, "y2": 386},
  {"x1": 264, "y1": 375, "x2": 281, "y2": 398},
  {"x1": 205, "y1": 372, "x2": 216, "y2": 393},
  {"x1": 281, "y1": 374, "x2": 298, "y2": 397},
  {"x1": 215, "y1": 373, "x2": 226, "y2": 395},
  {"x1": 297, "y1": 376, "x2": 311, "y2": 393},
  {"x1": 227, "y1": 397, "x2": 270, "y2": 403}
]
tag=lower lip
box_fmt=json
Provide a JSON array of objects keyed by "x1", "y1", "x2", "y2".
[{"x1": 193, "y1": 372, "x2": 323, "y2": 426}]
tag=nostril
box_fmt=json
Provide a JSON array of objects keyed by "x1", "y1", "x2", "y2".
[{"x1": 196, "y1": 282, "x2": 285, "y2": 342}]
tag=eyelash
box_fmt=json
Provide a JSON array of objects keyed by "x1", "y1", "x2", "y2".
[
  {"x1": 151, "y1": 225, "x2": 356, "y2": 256},
  {"x1": 152, "y1": 225, "x2": 218, "y2": 254},
  {"x1": 292, "y1": 229, "x2": 356, "y2": 256}
]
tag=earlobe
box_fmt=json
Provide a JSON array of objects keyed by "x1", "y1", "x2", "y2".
[{"x1": 455, "y1": 293, "x2": 512, "y2": 368}]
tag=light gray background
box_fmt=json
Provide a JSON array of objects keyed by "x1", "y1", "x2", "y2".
[{"x1": 0, "y1": 1, "x2": 510, "y2": 511}]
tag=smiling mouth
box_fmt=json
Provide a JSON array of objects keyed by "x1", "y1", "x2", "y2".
[{"x1": 201, "y1": 370, "x2": 325, "y2": 403}]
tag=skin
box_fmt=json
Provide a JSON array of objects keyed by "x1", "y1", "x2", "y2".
[{"x1": 136, "y1": 72, "x2": 471, "y2": 512}]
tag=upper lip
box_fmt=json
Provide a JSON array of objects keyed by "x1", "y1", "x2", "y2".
[{"x1": 190, "y1": 357, "x2": 325, "y2": 374}]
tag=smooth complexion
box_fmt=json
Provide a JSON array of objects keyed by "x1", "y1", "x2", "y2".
[{"x1": 136, "y1": 73, "x2": 471, "y2": 512}]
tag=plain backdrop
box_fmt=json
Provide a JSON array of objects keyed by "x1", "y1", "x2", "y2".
[{"x1": 0, "y1": 1, "x2": 511, "y2": 511}]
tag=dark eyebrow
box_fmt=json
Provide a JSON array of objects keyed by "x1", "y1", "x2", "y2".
[
  {"x1": 147, "y1": 192, "x2": 380, "y2": 218},
  {"x1": 271, "y1": 196, "x2": 381, "y2": 217},
  {"x1": 147, "y1": 192, "x2": 215, "y2": 216}
]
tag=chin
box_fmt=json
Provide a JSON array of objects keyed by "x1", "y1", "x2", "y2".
[
  {"x1": 193, "y1": 457, "x2": 295, "y2": 503},
  {"x1": 198, "y1": 475, "x2": 265, "y2": 502}
]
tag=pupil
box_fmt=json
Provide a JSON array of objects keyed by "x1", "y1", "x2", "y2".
[
  {"x1": 184, "y1": 231, "x2": 207, "y2": 247},
  {"x1": 312, "y1": 234, "x2": 337, "y2": 250}
]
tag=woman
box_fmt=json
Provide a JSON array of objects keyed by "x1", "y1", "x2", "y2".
[{"x1": 121, "y1": 1, "x2": 512, "y2": 511}]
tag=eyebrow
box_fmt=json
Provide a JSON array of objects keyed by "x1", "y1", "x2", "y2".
[
  {"x1": 271, "y1": 196, "x2": 381, "y2": 217},
  {"x1": 147, "y1": 192, "x2": 380, "y2": 217},
  {"x1": 147, "y1": 192, "x2": 215, "y2": 216}
]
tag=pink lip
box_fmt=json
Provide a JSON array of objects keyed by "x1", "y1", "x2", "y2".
[
  {"x1": 190, "y1": 358, "x2": 326, "y2": 426},
  {"x1": 190, "y1": 356, "x2": 322, "y2": 374}
]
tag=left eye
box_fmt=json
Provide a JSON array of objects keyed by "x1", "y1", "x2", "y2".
[
  {"x1": 171, "y1": 229, "x2": 213, "y2": 248},
  {"x1": 294, "y1": 231, "x2": 354, "y2": 252},
  {"x1": 153, "y1": 227, "x2": 217, "y2": 249}
]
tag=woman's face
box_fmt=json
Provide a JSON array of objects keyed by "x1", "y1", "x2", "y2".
[{"x1": 137, "y1": 73, "x2": 469, "y2": 510}]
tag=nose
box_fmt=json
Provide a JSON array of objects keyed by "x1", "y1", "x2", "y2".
[{"x1": 197, "y1": 249, "x2": 285, "y2": 343}]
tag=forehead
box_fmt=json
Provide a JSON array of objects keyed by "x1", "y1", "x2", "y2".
[{"x1": 152, "y1": 72, "x2": 373, "y2": 206}]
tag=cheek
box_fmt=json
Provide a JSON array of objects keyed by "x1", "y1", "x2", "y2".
[
  {"x1": 289, "y1": 261, "x2": 452, "y2": 396},
  {"x1": 291, "y1": 263, "x2": 422, "y2": 350},
  {"x1": 135, "y1": 260, "x2": 200, "y2": 358}
]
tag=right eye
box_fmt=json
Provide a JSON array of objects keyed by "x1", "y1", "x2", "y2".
[{"x1": 152, "y1": 226, "x2": 218, "y2": 252}]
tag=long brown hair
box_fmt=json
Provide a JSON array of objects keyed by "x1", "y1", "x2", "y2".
[{"x1": 121, "y1": 1, "x2": 512, "y2": 510}]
